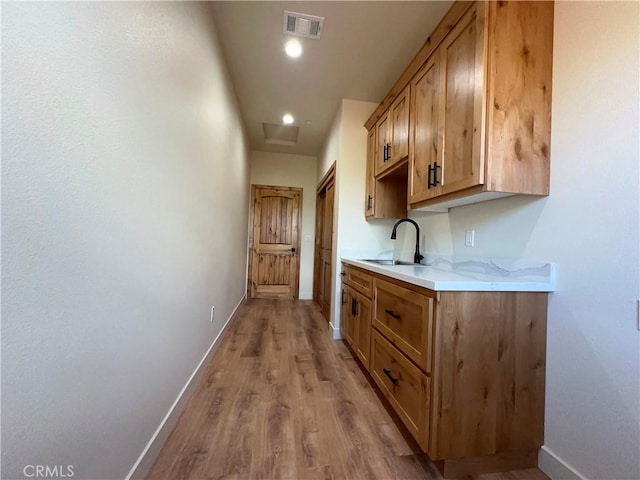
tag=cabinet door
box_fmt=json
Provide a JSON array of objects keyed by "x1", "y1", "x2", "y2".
[
  {"x1": 373, "y1": 278, "x2": 434, "y2": 373},
  {"x1": 438, "y1": 3, "x2": 486, "y2": 196},
  {"x1": 375, "y1": 112, "x2": 391, "y2": 176},
  {"x1": 353, "y1": 290, "x2": 372, "y2": 370},
  {"x1": 343, "y1": 286, "x2": 356, "y2": 346},
  {"x1": 345, "y1": 266, "x2": 373, "y2": 298},
  {"x1": 409, "y1": 54, "x2": 442, "y2": 205},
  {"x1": 339, "y1": 285, "x2": 348, "y2": 340},
  {"x1": 371, "y1": 330, "x2": 430, "y2": 451},
  {"x1": 376, "y1": 87, "x2": 410, "y2": 177},
  {"x1": 390, "y1": 86, "x2": 410, "y2": 165},
  {"x1": 364, "y1": 128, "x2": 376, "y2": 217}
]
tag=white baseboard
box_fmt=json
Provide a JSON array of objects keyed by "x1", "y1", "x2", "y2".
[
  {"x1": 125, "y1": 295, "x2": 246, "y2": 480},
  {"x1": 539, "y1": 446, "x2": 586, "y2": 480},
  {"x1": 328, "y1": 321, "x2": 342, "y2": 340},
  {"x1": 299, "y1": 292, "x2": 313, "y2": 300}
]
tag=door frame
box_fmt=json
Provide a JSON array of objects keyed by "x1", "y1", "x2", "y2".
[{"x1": 247, "y1": 184, "x2": 303, "y2": 299}]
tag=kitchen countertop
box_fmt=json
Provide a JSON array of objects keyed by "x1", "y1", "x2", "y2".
[{"x1": 341, "y1": 254, "x2": 555, "y2": 292}]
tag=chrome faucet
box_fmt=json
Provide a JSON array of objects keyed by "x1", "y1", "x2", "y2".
[{"x1": 390, "y1": 218, "x2": 424, "y2": 265}]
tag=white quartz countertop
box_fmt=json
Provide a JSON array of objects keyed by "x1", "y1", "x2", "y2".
[{"x1": 341, "y1": 254, "x2": 555, "y2": 292}]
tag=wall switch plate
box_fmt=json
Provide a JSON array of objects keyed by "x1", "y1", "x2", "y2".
[
  {"x1": 465, "y1": 229, "x2": 475, "y2": 247},
  {"x1": 210, "y1": 306, "x2": 215, "y2": 323}
]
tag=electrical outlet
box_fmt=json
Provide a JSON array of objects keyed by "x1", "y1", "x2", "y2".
[
  {"x1": 465, "y1": 229, "x2": 475, "y2": 247},
  {"x1": 210, "y1": 306, "x2": 215, "y2": 323}
]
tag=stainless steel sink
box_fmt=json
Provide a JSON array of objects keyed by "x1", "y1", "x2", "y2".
[{"x1": 360, "y1": 259, "x2": 428, "y2": 266}]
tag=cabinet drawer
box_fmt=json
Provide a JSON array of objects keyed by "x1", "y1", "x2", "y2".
[
  {"x1": 371, "y1": 330, "x2": 430, "y2": 451},
  {"x1": 343, "y1": 266, "x2": 373, "y2": 298},
  {"x1": 373, "y1": 277, "x2": 434, "y2": 373}
]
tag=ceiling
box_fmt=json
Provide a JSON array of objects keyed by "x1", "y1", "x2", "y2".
[{"x1": 210, "y1": 1, "x2": 453, "y2": 157}]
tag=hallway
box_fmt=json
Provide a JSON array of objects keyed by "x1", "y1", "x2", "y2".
[{"x1": 147, "y1": 299, "x2": 548, "y2": 480}]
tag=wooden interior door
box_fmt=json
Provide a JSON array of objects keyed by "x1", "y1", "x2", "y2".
[
  {"x1": 320, "y1": 183, "x2": 334, "y2": 317},
  {"x1": 313, "y1": 164, "x2": 335, "y2": 322},
  {"x1": 249, "y1": 185, "x2": 302, "y2": 299}
]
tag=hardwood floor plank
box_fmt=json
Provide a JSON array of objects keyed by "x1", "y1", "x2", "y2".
[{"x1": 146, "y1": 299, "x2": 549, "y2": 480}]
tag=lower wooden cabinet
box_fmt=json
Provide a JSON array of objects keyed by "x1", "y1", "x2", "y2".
[
  {"x1": 340, "y1": 263, "x2": 548, "y2": 477},
  {"x1": 371, "y1": 329, "x2": 430, "y2": 450},
  {"x1": 340, "y1": 266, "x2": 373, "y2": 370},
  {"x1": 373, "y1": 277, "x2": 434, "y2": 373}
]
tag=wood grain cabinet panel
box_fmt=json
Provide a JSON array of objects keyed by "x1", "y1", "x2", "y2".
[
  {"x1": 409, "y1": 54, "x2": 441, "y2": 205},
  {"x1": 364, "y1": 128, "x2": 377, "y2": 217},
  {"x1": 373, "y1": 277, "x2": 434, "y2": 373},
  {"x1": 375, "y1": 86, "x2": 410, "y2": 177},
  {"x1": 344, "y1": 266, "x2": 373, "y2": 298},
  {"x1": 436, "y1": 3, "x2": 486, "y2": 197},
  {"x1": 352, "y1": 288, "x2": 372, "y2": 368},
  {"x1": 371, "y1": 329, "x2": 430, "y2": 451},
  {"x1": 390, "y1": 87, "x2": 410, "y2": 166},
  {"x1": 340, "y1": 266, "x2": 373, "y2": 371},
  {"x1": 375, "y1": 112, "x2": 391, "y2": 176},
  {"x1": 339, "y1": 286, "x2": 351, "y2": 344}
]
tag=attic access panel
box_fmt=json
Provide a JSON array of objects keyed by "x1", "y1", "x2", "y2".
[{"x1": 262, "y1": 123, "x2": 299, "y2": 146}]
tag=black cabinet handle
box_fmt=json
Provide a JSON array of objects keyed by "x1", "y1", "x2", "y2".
[
  {"x1": 433, "y1": 161, "x2": 441, "y2": 186},
  {"x1": 383, "y1": 368, "x2": 399, "y2": 385},
  {"x1": 351, "y1": 298, "x2": 356, "y2": 316},
  {"x1": 291, "y1": 247, "x2": 296, "y2": 252},
  {"x1": 341, "y1": 289, "x2": 346, "y2": 305},
  {"x1": 386, "y1": 143, "x2": 391, "y2": 161},
  {"x1": 427, "y1": 164, "x2": 434, "y2": 188},
  {"x1": 383, "y1": 144, "x2": 388, "y2": 162},
  {"x1": 367, "y1": 195, "x2": 372, "y2": 210},
  {"x1": 385, "y1": 309, "x2": 401, "y2": 319}
]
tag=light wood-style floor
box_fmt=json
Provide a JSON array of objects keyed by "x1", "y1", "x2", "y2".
[{"x1": 147, "y1": 299, "x2": 549, "y2": 480}]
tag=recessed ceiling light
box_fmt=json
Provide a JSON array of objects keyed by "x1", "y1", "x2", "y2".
[
  {"x1": 285, "y1": 39, "x2": 303, "y2": 58},
  {"x1": 282, "y1": 113, "x2": 295, "y2": 124}
]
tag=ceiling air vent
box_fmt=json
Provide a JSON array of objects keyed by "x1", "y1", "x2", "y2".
[{"x1": 283, "y1": 11, "x2": 324, "y2": 39}]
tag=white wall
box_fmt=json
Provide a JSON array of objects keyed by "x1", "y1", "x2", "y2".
[
  {"x1": 2, "y1": 3, "x2": 250, "y2": 479},
  {"x1": 398, "y1": 2, "x2": 640, "y2": 478},
  {"x1": 318, "y1": 103, "x2": 342, "y2": 180},
  {"x1": 319, "y1": 99, "x2": 397, "y2": 334},
  {"x1": 250, "y1": 151, "x2": 318, "y2": 299}
]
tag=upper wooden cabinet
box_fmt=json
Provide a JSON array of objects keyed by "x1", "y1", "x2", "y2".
[
  {"x1": 365, "y1": 125, "x2": 408, "y2": 219},
  {"x1": 408, "y1": 54, "x2": 441, "y2": 204},
  {"x1": 376, "y1": 85, "x2": 410, "y2": 177},
  {"x1": 364, "y1": 128, "x2": 377, "y2": 217},
  {"x1": 367, "y1": 1, "x2": 554, "y2": 212}
]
